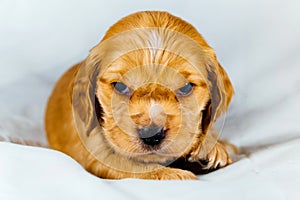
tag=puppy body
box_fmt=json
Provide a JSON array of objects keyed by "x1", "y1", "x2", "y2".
[{"x1": 45, "y1": 11, "x2": 234, "y2": 180}]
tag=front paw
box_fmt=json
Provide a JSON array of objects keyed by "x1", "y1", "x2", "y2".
[
  {"x1": 146, "y1": 168, "x2": 198, "y2": 180},
  {"x1": 202, "y1": 142, "x2": 232, "y2": 169},
  {"x1": 190, "y1": 141, "x2": 232, "y2": 170}
]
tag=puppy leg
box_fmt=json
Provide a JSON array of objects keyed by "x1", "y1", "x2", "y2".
[
  {"x1": 188, "y1": 129, "x2": 232, "y2": 170},
  {"x1": 87, "y1": 155, "x2": 198, "y2": 180},
  {"x1": 146, "y1": 167, "x2": 198, "y2": 180}
]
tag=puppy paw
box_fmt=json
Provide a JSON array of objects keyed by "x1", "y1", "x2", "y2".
[
  {"x1": 148, "y1": 168, "x2": 198, "y2": 180},
  {"x1": 200, "y1": 142, "x2": 232, "y2": 170}
]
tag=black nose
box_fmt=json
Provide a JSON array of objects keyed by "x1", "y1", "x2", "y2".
[{"x1": 138, "y1": 126, "x2": 166, "y2": 146}]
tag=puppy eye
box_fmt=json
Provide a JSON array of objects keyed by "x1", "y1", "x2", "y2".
[
  {"x1": 176, "y1": 83, "x2": 194, "y2": 97},
  {"x1": 112, "y1": 82, "x2": 132, "y2": 96}
]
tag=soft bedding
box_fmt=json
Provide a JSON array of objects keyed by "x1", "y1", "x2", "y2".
[{"x1": 1, "y1": 0, "x2": 300, "y2": 199}]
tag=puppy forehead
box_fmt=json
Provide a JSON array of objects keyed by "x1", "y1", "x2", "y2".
[
  {"x1": 102, "y1": 65, "x2": 185, "y2": 90},
  {"x1": 100, "y1": 50, "x2": 206, "y2": 87},
  {"x1": 95, "y1": 27, "x2": 211, "y2": 80}
]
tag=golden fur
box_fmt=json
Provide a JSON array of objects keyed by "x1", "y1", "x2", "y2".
[{"x1": 45, "y1": 11, "x2": 234, "y2": 180}]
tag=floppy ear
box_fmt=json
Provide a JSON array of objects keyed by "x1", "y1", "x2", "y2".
[
  {"x1": 72, "y1": 60, "x2": 103, "y2": 137},
  {"x1": 201, "y1": 60, "x2": 234, "y2": 133}
]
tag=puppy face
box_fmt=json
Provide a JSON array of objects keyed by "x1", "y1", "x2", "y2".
[
  {"x1": 72, "y1": 11, "x2": 234, "y2": 167},
  {"x1": 97, "y1": 49, "x2": 210, "y2": 163}
]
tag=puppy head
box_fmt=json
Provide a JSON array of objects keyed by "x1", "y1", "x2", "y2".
[
  {"x1": 96, "y1": 50, "x2": 212, "y2": 163},
  {"x1": 73, "y1": 11, "x2": 233, "y2": 165}
]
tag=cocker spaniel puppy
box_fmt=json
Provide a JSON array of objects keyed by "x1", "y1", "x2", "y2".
[{"x1": 45, "y1": 11, "x2": 234, "y2": 180}]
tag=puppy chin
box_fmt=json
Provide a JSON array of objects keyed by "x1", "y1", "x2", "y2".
[{"x1": 131, "y1": 153, "x2": 177, "y2": 165}]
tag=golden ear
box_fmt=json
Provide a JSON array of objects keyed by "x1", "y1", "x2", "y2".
[
  {"x1": 72, "y1": 61, "x2": 103, "y2": 136},
  {"x1": 215, "y1": 62, "x2": 234, "y2": 117},
  {"x1": 201, "y1": 60, "x2": 234, "y2": 132}
]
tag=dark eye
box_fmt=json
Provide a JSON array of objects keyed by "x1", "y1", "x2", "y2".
[
  {"x1": 112, "y1": 82, "x2": 132, "y2": 96},
  {"x1": 176, "y1": 83, "x2": 194, "y2": 97}
]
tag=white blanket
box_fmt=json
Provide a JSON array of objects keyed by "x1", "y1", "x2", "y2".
[{"x1": 1, "y1": 0, "x2": 300, "y2": 199}]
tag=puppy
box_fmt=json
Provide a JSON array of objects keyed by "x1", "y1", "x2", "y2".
[{"x1": 45, "y1": 11, "x2": 234, "y2": 180}]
